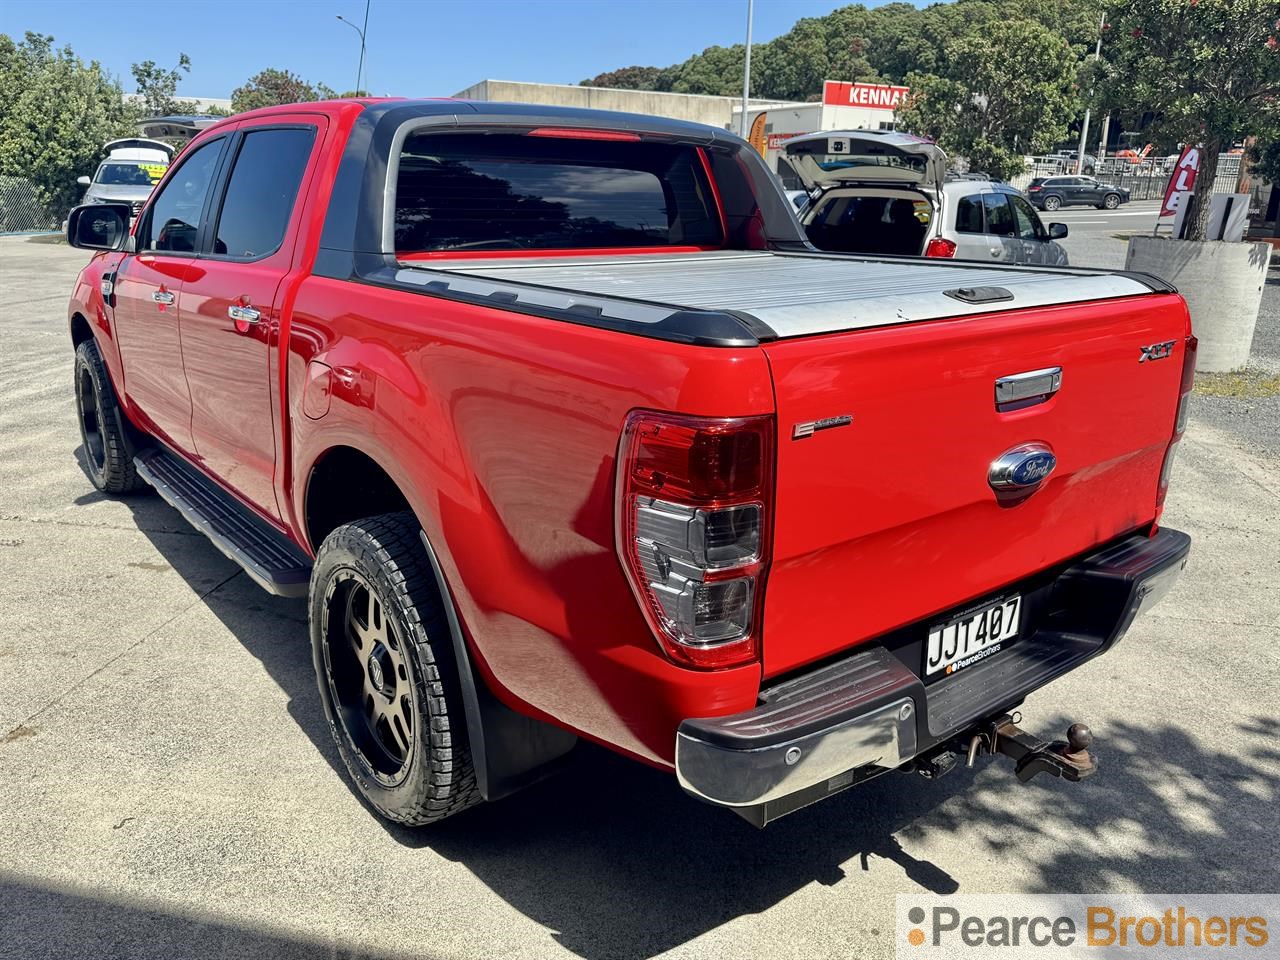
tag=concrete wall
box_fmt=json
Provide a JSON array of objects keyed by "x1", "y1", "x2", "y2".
[
  {"x1": 1126, "y1": 236, "x2": 1269, "y2": 372},
  {"x1": 453, "y1": 79, "x2": 786, "y2": 129}
]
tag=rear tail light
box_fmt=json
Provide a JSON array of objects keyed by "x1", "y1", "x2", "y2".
[
  {"x1": 1029, "y1": 185, "x2": 1042, "y2": 192},
  {"x1": 615, "y1": 411, "x2": 773, "y2": 668},
  {"x1": 1173, "y1": 334, "x2": 1197, "y2": 435},
  {"x1": 1158, "y1": 334, "x2": 1197, "y2": 511},
  {"x1": 924, "y1": 237, "x2": 957, "y2": 258}
]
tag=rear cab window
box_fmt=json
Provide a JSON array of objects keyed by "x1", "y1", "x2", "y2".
[{"x1": 393, "y1": 133, "x2": 724, "y2": 254}]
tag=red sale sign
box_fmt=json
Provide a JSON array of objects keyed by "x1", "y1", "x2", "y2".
[
  {"x1": 823, "y1": 80, "x2": 910, "y2": 110},
  {"x1": 1160, "y1": 146, "x2": 1200, "y2": 217}
]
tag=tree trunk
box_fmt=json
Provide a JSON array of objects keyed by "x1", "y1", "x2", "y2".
[{"x1": 1186, "y1": 138, "x2": 1222, "y2": 242}]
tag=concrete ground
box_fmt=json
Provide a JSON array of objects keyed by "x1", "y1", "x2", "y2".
[{"x1": 1, "y1": 238, "x2": 1277, "y2": 960}]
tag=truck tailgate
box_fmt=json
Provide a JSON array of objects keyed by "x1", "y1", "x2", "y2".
[{"x1": 761, "y1": 293, "x2": 1189, "y2": 678}]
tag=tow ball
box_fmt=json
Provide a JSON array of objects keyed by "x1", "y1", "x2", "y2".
[{"x1": 968, "y1": 714, "x2": 1098, "y2": 783}]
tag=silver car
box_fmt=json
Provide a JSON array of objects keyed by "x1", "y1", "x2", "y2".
[
  {"x1": 783, "y1": 130, "x2": 1069, "y2": 266},
  {"x1": 76, "y1": 138, "x2": 174, "y2": 220}
]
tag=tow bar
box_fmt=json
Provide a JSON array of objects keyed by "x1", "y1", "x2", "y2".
[{"x1": 968, "y1": 713, "x2": 1098, "y2": 783}]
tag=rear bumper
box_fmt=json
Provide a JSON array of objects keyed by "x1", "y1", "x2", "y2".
[{"x1": 675, "y1": 527, "x2": 1190, "y2": 820}]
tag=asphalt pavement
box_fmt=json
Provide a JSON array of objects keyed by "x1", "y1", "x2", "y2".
[{"x1": 1, "y1": 237, "x2": 1277, "y2": 960}]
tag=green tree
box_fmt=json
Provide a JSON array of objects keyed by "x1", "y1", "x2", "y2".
[
  {"x1": 0, "y1": 32, "x2": 131, "y2": 214},
  {"x1": 581, "y1": 0, "x2": 1099, "y2": 103},
  {"x1": 897, "y1": 19, "x2": 1081, "y2": 179},
  {"x1": 579, "y1": 65, "x2": 663, "y2": 89},
  {"x1": 131, "y1": 54, "x2": 197, "y2": 117},
  {"x1": 1100, "y1": 0, "x2": 1280, "y2": 241},
  {"x1": 231, "y1": 68, "x2": 322, "y2": 112}
]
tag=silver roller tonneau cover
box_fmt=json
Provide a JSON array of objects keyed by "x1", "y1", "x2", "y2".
[{"x1": 396, "y1": 250, "x2": 1160, "y2": 340}]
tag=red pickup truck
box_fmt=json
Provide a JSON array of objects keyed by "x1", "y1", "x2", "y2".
[{"x1": 65, "y1": 99, "x2": 1192, "y2": 827}]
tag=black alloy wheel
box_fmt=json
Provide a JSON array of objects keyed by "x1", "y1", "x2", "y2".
[
  {"x1": 322, "y1": 568, "x2": 417, "y2": 782},
  {"x1": 73, "y1": 338, "x2": 146, "y2": 493},
  {"x1": 77, "y1": 363, "x2": 106, "y2": 475},
  {"x1": 311, "y1": 513, "x2": 480, "y2": 825}
]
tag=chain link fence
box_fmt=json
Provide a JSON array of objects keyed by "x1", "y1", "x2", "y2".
[
  {"x1": 0, "y1": 176, "x2": 58, "y2": 234},
  {"x1": 1009, "y1": 153, "x2": 1245, "y2": 201}
]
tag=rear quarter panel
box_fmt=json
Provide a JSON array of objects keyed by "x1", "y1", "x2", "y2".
[{"x1": 286, "y1": 279, "x2": 774, "y2": 765}]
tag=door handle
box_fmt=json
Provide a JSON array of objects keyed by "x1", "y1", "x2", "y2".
[
  {"x1": 152, "y1": 290, "x2": 175, "y2": 305},
  {"x1": 228, "y1": 304, "x2": 261, "y2": 324}
]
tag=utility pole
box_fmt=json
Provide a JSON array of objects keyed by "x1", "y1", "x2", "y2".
[
  {"x1": 1076, "y1": 10, "x2": 1106, "y2": 175},
  {"x1": 739, "y1": 0, "x2": 754, "y2": 138},
  {"x1": 337, "y1": 0, "x2": 371, "y2": 95}
]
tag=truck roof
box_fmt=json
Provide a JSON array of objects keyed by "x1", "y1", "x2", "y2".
[{"x1": 221, "y1": 97, "x2": 739, "y2": 140}]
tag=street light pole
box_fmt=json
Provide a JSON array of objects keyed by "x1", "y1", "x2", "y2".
[
  {"x1": 1076, "y1": 10, "x2": 1105, "y2": 175},
  {"x1": 739, "y1": 0, "x2": 754, "y2": 138},
  {"x1": 337, "y1": 0, "x2": 370, "y2": 95}
]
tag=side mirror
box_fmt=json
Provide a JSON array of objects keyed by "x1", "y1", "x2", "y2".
[
  {"x1": 1048, "y1": 223, "x2": 1068, "y2": 240},
  {"x1": 66, "y1": 203, "x2": 132, "y2": 251},
  {"x1": 76, "y1": 176, "x2": 91, "y2": 187}
]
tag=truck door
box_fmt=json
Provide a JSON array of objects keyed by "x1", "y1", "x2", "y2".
[
  {"x1": 178, "y1": 117, "x2": 325, "y2": 522},
  {"x1": 111, "y1": 135, "x2": 228, "y2": 453}
]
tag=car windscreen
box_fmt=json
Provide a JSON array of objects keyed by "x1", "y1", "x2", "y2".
[
  {"x1": 95, "y1": 162, "x2": 167, "y2": 186},
  {"x1": 393, "y1": 133, "x2": 724, "y2": 252}
]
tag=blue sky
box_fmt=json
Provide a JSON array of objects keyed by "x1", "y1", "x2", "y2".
[{"x1": 1, "y1": 0, "x2": 909, "y2": 99}]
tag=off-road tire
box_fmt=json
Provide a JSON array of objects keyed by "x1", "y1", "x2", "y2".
[
  {"x1": 74, "y1": 338, "x2": 146, "y2": 494},
  {"x1": 310, "y1": 512, "x2": 481, "y2": 825}
]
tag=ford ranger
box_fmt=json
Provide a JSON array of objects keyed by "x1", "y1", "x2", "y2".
[{"x1": 65, "y1": 99, "x2": 1193, "y2": 827}]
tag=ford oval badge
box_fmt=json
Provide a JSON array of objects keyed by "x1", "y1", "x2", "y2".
[{"x1": 989, "y1": 443, "x2": 1057, "y2": 490}]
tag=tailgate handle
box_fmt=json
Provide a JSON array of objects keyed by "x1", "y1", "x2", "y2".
[{"x1": 995, "y1": 367, "x2": 1062, "y2": 409}]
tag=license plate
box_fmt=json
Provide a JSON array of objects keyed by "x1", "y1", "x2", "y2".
[{"x1": 925, "y1": 595, "x2": 1021, "y2": 677}]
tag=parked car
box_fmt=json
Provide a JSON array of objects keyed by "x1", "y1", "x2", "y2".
[
  {"x1": 785, "y1": 131, "x2": 1069, "y2": 265},
  {"x1": 1027, "y1": 176, "x2": 1132, "y2": 211},
  {"x1": 76, "y1": 138, "x2": 174, "y2": 219},
  {"x1": 1052, "y1": 150, "x2": 1097, "y2": 174},
  {"x1": 65, "y1": 100, "x2": 1193, "y2": 828}
]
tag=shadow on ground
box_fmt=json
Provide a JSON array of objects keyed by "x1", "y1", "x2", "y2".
[
  {"x1": 63, "y1": 448, "x2": 1280, "y2": 960},
  {"x1": 0, "y1": 872, "x2": 419, "y2": 960}
]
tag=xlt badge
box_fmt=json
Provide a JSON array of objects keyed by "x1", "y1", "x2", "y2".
[{"x1": 1139, "y1": 340, "x2": 1176, "y2": 362}]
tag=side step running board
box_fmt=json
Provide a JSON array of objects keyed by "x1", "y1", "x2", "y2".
[{"x1": 134, "y1": 449, "x2": 312, "y2": 597}]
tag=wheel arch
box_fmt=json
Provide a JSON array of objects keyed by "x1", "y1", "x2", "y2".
[
  {"x1": 303, "y1": 443, "x2": 577, "y2": 801},
  {"x1": 70, "y1": 312, "x2": 94, "y2": 348}
]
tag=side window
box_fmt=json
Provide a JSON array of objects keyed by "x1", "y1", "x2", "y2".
[
  {"x1": 212, "y1": 128, "x2": 316, "y2": 259},
  {"x1": 982, "y1": 194, "x2": 1015, "y2": 237},
  {"x1": 139, "y1": 138, "x2": 224, "y2": 253},
  {"x1": 1010, "y1": 196, "x2": 1047, "y2": 241},
  {"x1": 955, "y1": 195, "x2": 984, "y2": 233}
]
